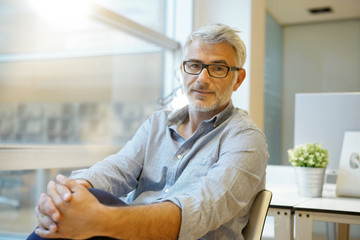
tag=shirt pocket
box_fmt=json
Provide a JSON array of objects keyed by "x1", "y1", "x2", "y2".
[{"x1": 180, "y1": 156, "x2": 218, "y2": 180}]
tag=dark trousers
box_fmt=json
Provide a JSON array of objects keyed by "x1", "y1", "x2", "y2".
[{"x1": 27, "y1": 188, "x2": 128, "y2": 240}]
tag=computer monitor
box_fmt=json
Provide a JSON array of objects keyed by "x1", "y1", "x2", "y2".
[
  {"x1": 336, "y1": 131, "x2": 360, "y2": 197},
  {"x1": 294, "y1": 92, "x2": 360, "y2": 171}
]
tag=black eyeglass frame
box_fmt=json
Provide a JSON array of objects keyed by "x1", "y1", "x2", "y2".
[{"x1": 182, "y1": 61, "x2": 241, "y2": 78}]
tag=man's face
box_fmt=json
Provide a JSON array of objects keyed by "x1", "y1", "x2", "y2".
[{"x1": 181, "y1": 40, "x2": 245, "y2": 113}]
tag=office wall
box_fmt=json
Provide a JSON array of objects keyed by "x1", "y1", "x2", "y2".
[
  {"x1": 270, "y1": 19, "x2": 360, "y2": 238},
  {"x1": 193, "y1": 0, "x2": 251, "y2": 113},
  {"x1": 264, "y1": 13, "x2": 283, "y2": 165},
  {"x1": 193, "y1": 0, "x2": 266, "y2": 130},
  {"x1": 281, "y1": 19, "x2": 360, "y2": 164}
]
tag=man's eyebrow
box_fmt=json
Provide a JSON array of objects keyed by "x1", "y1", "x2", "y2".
[
  {"x1": 212, "y1": 60, "x2": 228, "y2": 65},
  {"x1": 185, "y1": 59, "x2": 201, "y2": 62},
  {"x1": 185, "y1": 59, "x2": 229, "y2": 65}
]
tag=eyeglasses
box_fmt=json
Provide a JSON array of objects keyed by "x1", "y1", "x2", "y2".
[{"x1": 182, "y1": 61, "x2": 240, "y2": 78}]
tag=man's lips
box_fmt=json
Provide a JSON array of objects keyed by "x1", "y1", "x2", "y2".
[{"x1": 191, "y1": 89, "x2": 214, "y2": 95}]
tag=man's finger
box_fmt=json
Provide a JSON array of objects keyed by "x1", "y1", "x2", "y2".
[
  {"x1": 35, "y1": 227, "x2": 60, "y2": 238},
  {"x1": 37, "y1": 193, "x2": 61, "y2": 222},
  {"x1": 75, "y1": 178, "x2": 93, "y2": 188},
  {"x1": 56, "y1": 183, "x2": 72, "y2": 202},
  {"x1": 56, "y1": 174, "x2": 84, "y2": 192},
  {"x1": 35, "y1": 205, "x2": 58, "y2": 233},
  {"x1": 47, "y1": 180, "x2": 64, "y2": 206}
]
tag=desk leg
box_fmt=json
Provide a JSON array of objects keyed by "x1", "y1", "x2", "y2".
[
  {"x1": 269, "y1": 208, "x2": 294, "y2": 240},
  {"x1": 337, "y1": 223, "x2": 349, "y2": 240},
  {"x1": 295, "y1": 211, "x2": 313, "y2": 240}
]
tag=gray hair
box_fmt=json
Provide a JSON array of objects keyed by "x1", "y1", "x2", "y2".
[{"x1": 183, "y1": 23, "x2": 247, "y2": 68}]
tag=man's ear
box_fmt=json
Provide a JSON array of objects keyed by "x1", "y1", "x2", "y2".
[
  {"x1": 233, "y1": 68, "x2": 246, "y2": 91},
  {"x1": 180, "y1": 62, "x2": 184, "y2": 77}
]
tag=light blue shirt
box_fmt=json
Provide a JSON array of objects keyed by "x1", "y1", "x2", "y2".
[{"x1": 70, "y1": 101, "x2": 269, "y2": 239}]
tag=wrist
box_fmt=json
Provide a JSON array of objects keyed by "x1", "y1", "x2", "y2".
[{"x1": 97, "y1": 205, "x2": 127, "y2": 239}]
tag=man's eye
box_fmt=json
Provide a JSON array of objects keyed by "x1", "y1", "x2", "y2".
[
  {"x1": 213, "y1": 66, "x2": 226, "y2": 72},
  {"x1": 190, "y1": 63, "x2": 201, "y2": 68},
  {"x1": 189, "y1": 63, "x2": 201, "y2": 69}
]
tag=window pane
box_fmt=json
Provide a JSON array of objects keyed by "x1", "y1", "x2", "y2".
[
  {"x1": 0, "y1": 168, "x2": 84, "y2": 235},
  {"x1": 0, "y1": 0, "x2": 167, "y2": 238},
  {"x1": 0, "y1": 53, "x2": 162, "y2": 145},
  {"x1": 95, "y1": 0, "x2": 166, "y2": 34},
  {"x1": 0, "y1": 0, "x2": 166, "y2": 145},
  {"x1": 0, "y1": 0, "x2": 164, "y2": 56}
]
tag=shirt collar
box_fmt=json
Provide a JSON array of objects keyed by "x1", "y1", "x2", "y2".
[{"x1": 167, "y1": 100, "x2": 235, "y2": 128}]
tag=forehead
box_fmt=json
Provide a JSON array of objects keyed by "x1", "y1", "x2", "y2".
[{"x1": 184, "y1": 40, "x2": 237, "y2": 65}]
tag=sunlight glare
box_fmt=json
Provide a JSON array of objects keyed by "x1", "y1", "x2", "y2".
[
  {"x1": 30, "y1": 0, "x2": 92, "y2": 29},
  {"x1": 171, "y1": 88, "x2": 188, "y2": 110}
]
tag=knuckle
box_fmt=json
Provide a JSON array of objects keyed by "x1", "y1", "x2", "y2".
[{"x1": 55, "y1": 200, "x2": 65, "y2": 209}]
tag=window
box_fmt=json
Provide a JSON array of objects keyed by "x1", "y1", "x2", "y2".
[{"x1": 0, "y1": 0, "x2": 190, "y2": 237}]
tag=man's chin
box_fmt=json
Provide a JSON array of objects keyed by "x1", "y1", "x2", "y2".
[{"x1": 189, "y1": 102, "x2": 218, "y2": 112}]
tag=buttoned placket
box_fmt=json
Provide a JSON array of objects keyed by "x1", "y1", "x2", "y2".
[
  {"x1": 173, "y1": 121, "x2": 215, "y2": 180},
  {"x1": 164, "y1": 117, "x2": 216, "y2": 195}
]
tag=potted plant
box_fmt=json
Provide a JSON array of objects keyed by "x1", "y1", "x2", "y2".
[{"x1": 288, "y1": 143, "x2": 329, "y2": 197}]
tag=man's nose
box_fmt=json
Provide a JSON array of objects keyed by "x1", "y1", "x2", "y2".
[{"x1": 197, "y1": 67, "x2": 212, "y2": 81}]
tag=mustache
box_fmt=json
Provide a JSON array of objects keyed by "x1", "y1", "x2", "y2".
[{"x1": 190, "y1": 82, "x2": 214, "y2": 92}]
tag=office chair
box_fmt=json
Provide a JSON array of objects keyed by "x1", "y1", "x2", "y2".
[{"x1": 242, "y1": 190, "x2": 272, "y2": 240}]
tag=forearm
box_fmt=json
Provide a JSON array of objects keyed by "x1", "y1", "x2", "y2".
[{"x1": 101, "y1": 201, "x2": 181, "y2": 240}]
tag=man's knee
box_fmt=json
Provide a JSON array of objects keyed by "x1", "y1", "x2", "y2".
[{"x1": 88, "y1": 188, "x2": 128, "y2": 207}]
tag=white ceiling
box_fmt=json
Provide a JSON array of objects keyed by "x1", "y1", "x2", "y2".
[{"x1": 266, "y1": 0, "x2": 360, "y2": 25}]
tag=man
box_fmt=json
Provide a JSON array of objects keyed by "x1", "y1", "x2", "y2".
[{"x1": 29, "y1": 23, "x2": 268, "y2": 240}]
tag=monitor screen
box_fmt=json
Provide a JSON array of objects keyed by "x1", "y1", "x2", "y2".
[{"x1": 294, "y1": 92, "x2": 360, "y2": 170}]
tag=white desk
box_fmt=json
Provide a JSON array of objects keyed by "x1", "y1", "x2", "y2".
[
  {"x1": 267, "y1": 165, "x2": 310, "y2": 240},
  {"x1": 266, "y1": 165, "x2": 360, "y2": 240},
  {"x1": 295, "y1": 196, "x2": 360, "y2": 240},
  {"x1": 267, "y1": 188, "x2": 310, "y2": 240}
]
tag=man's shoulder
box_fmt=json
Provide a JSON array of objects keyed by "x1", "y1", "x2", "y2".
[
  {"x1": 228, "y1": 108, "x2": 260, "y2": 130},
  {"x1": 220, "y1": 107, "x2": 266, "y2": 140},
  {"x1": 150, "y1": 108, "x2": 174, "y2": 118},
  {"x1": 146, "y1": 108, "x2": 175, "y2": 124},
  {"x1": 222, "y1": 108, "x2": 268, "y2": 148}
]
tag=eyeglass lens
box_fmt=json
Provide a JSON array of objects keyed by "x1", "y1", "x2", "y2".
[{"x1": 184, "y1": 61, "x2": 229, "y2": 78}]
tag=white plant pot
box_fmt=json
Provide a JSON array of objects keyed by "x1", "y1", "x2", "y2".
[{"x1": 295, "y1": 167, "x2": 326, "y2": 197}]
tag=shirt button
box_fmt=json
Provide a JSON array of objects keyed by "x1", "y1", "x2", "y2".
[
  {"x1": 177, "y1": 154, "x2": 182, "y2": 159},
  {"x1": 164, "y1": 188, "x2": 169, "y2": 193}
]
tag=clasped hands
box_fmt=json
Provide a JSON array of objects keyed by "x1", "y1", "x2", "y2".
[{"x1": 35, "y1": 174, "x2": 104, "y2": 239}]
